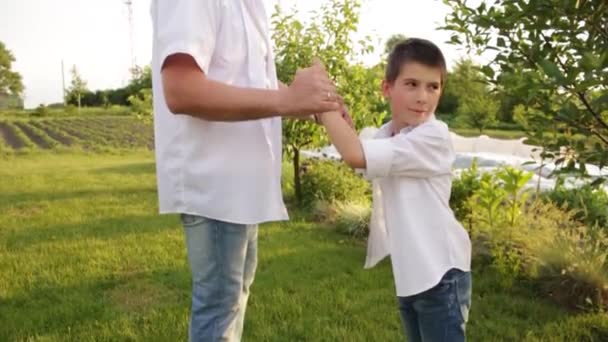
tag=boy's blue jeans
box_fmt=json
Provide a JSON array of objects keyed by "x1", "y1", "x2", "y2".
[
  {"x1": 181, "y1": 214, "x2": 258, "y2": 342},
  {"x1": 398, "y1": 268, "x2": 472, "y2": 342}
]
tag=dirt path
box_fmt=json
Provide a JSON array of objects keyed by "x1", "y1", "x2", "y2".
[
  {"x1": 29, "y1": 121, "x2": 73, "y2": 146},
  {"x1": 0, "y1": 122, "x2": 25, "y2": 149},
  {"x1": 13, "y1": 122, "x2": 52, "y2": 149}
]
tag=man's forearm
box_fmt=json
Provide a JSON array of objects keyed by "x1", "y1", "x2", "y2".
[
  {"x1": 162, "y1": 53, "x2": 339, "y2": 121},
  {"x1": 321, "y1": 112, "x2": 366, "y2": 169},
  {"x1": 163, "y1": 68, "x2": 283, "y2": 121}
]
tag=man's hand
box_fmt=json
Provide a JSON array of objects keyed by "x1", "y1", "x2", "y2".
[{"x1": 278, "y1": 58, "x2": 340, "y2": 117}]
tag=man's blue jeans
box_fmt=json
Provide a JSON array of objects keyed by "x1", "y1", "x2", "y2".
[
  {"x1": 398, "y1": 268, "x2": 472, "y2": 342},
  {"x1": 181, "y1": 214, "x2": 258, "y2": 342}
]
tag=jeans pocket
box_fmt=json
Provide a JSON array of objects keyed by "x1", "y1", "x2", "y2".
[
  {"x1": 430, "y1": 279, "x2": 452, "y2": 296},
  {"x1": 455, "y1": 272, "x2": 472, "y2": 323},
  {"x1": 427, "y1": 269, "x2": 460, "y2": 297},
  {"x1": 414, "y1": 279, "x2": 455, "y2": 315},
  {"x1": 180, "y1": 213, "x2": 207, "y2": 227}
]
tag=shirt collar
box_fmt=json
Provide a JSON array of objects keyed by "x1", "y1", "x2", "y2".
[{"x1": 390, "y1": 114, "x2": 436, "y2": 136}]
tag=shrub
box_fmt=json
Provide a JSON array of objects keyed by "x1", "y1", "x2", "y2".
[
  {"x1": 468, "y1": 166, "x2": 534, "y2": 288},
  {"x1": 467, "y1": 166, "x2": 608, "y2": 311},
  {"x1": 31, "y1": 104, "x2": 49, "y2": 117},
  {"x1": 311, "y1": 200, "x2": 371, "y2": 239},
  {"x1": 334, "y1": 201, "x2": 371, "y2": 239},
  {"x1": 544, "y1": 183, "x2": 608, "y2": 230},
  {"x1": 535, "y1": 221, "x2": 608, "y2": 312},
  {"x1": 450, "y1": 159, "x2": 481, "y2": 224},
  {"x1": 300, "y1": 159, "x2": 370, "y2": 207}
]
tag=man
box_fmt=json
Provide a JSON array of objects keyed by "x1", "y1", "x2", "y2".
[{"x1": 150, "y1": 0, "x2": 343, "y2": 341}]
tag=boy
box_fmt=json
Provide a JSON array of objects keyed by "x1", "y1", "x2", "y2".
[{"x1": 319, "y1": 38, "x2": 472, "y2": 341}]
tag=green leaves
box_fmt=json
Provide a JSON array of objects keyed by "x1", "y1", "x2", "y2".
[
  {"x1": 468, "y1": 166, "x2": 534, "y2": 230},
  {"x1": 539, "y1": 60, "x2": 565, "y2": 82},
  {"x1": 128, "y1": 88, "x2": 153, "y2": 124},
  {"x1": 0, "y1": 41, "x2": 24, "y2": 97},
  {"x1": 496, "y1": 37, "x2": 506, "y2": 48},
  {"x1": 272, "y1": 0, "x2": 385, "y2": 202},
  {"x1": 441, "y1": 0, "x2": 608, "y2": 182},
  {"x1": 456, "y1": 93, "x2": 499, "y2": 133},
  {"x1": 481, "y1": 65, "x2": 495, "y2": 79}
]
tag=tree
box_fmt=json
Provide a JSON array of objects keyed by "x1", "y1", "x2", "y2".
[
  {"x1": 437, "y1": 59, "x2": 488, "y2": 119},
  {"x1": 436, "y1": 79, "x2": 459, "y2": 116},
  {"x1": 127, "y1": 65, "x2": 153, "y2": 123},
  {"x1": 62, "y1": 65, "x2": 152, "y2": 110},
  {"x1": 272, "y1": 0, "x2": 384, "y2": 202},
  {"x1": 129, "y1": 88, "x2": 153, "y2": 123},
  {"x1": 442, "y1": 0, "x2": 608, "y2": 181},
  {"x1": 495, "y1": 70, "x2": 526, "y2": 123},
  {"x1": 384, "y1": 34, "x2": 407, "y2": 55},
  {"x1": 0, "y1": 41, "x2": 24, "y2": 99},
  {"x1": 127, "y1": 65, "x2": 152, "y2": 93},
  {"x1": 448, "y1": 59, "x2": 486, "y2": 99},
  {"x1": 457, "y1": 94, "x2": 499, "y2": 133},
  {"x1": 66, "y1": 65, "x2": 88, "y2": 112}
]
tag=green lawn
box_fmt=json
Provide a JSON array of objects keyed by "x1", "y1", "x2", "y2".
[{"x1": 1, "y1": 152, "x2": 606, "y2": 341}]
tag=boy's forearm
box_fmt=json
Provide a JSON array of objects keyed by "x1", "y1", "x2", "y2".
[{"x1": 320, "y1": 112, "x2": 366, "y2": 168}]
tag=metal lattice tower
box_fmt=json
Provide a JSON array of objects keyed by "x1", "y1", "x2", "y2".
[{"x1": 124, "y1": 0, "x2": 136, "y2": 70}]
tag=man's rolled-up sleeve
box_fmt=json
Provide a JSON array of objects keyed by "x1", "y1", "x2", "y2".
[{"x1": 153, "y1": 0, "x2": 220, "y2": 75}]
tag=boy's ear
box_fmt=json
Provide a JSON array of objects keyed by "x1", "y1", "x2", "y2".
[{"x1": 381, "y1": 79, "x2": 391, "y2": 99}]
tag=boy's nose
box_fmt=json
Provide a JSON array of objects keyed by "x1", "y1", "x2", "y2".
[{"x1": 416, "y1": 89, "x2": 428, "y2": 104}]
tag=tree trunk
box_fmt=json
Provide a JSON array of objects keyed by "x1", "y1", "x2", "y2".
[{"x1": 293, "y1": 148, "x2": 302, "y2": 203}]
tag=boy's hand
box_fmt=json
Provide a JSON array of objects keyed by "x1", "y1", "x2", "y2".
[
  {"x1": 318, "y1": 102, "x2": 354, "y2": 129},
  {"x1": 313, "y1": 93, "x2": 354, "y2": 128},
  {"x1": 340, "y1": 103, "x2": 355, "y2": 129}
]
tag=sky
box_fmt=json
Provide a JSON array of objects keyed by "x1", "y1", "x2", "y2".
[{"x1": 0, "y1": 0, "x2": 477, "y2": 108}]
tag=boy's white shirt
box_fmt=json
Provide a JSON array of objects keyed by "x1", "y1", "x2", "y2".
[{"x1": 360, "y1": 116, "x2": 472, "y2": 297}]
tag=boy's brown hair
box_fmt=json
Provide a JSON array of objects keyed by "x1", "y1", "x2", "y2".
[{"x1": 385, "y1": 38, "x2": 448, "y2": 86}]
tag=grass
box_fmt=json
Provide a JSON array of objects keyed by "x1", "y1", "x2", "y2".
[{"x1": 1, "y1": 152, "x2": 607, "y2": 341}]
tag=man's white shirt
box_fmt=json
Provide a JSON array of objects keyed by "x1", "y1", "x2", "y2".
[{"x1": 151, "y1": 0, "x2": 288, "y2": 224}]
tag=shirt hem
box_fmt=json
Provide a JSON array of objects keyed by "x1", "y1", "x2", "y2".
[{"x1": 159, "y1": 208, "x2": 289, "y2": 225}]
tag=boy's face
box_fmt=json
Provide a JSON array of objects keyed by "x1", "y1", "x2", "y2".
[{"x1": 382, "y1": 61, "x2": 442, "y2": 128}]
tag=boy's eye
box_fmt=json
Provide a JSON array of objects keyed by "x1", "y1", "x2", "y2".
[{"x1": 405, "y1": 81, "x2": 417, "y2": 87}]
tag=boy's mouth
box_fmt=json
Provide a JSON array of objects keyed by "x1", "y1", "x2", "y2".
[{"x1": 409, "y1": 109, "x2": 427, "y2": 115}]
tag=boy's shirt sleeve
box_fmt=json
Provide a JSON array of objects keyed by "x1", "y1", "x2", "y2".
[
  {"x1": 360, "y1": 121, "x2": 453, "y2": 180},
  {"x1": 153, "y1": 0, "x2": 221, "y2": 75}
]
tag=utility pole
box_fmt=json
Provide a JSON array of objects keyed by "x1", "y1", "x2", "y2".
[{"x1": 61, "y1": 59, "x2": 66, "y2": 105}]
